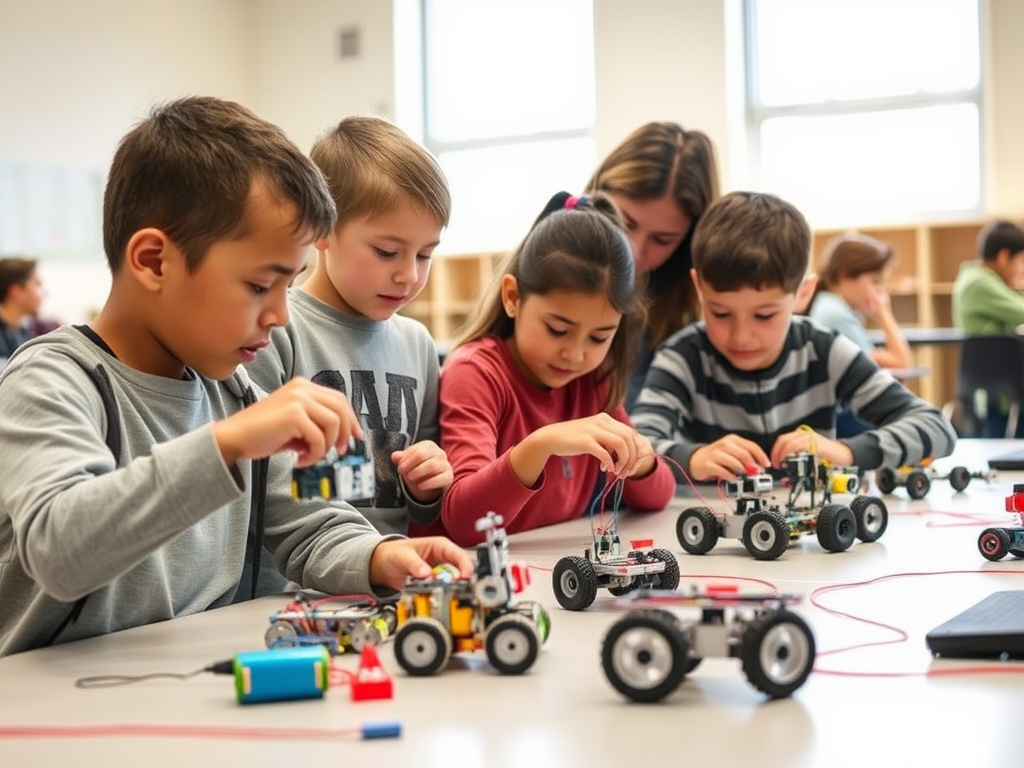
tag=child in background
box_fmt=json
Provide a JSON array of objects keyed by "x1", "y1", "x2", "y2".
[
  {"x1": 431, "y1": 192, "x2": 676, "y2": 546},
  {"x1": 632, "y1": 191, "x2": 956, "y2": 483},
  {"x1": 952, "y1": 220, "x2": 1024, "y2": 334},
  {"x1": 0, "y1": 257, "x2": 46, "y2": 366},
  {"x1": 808, "y1": 233, "x2": 913, "y2": 370},
  {"x1": 0, "y1": 97, "x2": 469, "y2": 657},
  {"x1": 246, "y1": 115, "x2": 452, "y2": 538}
]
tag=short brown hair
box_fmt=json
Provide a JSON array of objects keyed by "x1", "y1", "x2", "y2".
[
  {"x1": 692, "y1": 191, "x2": 810, "y2": 294},
  {"x1": 978, "y1": 220, "x2": 1024, "y2": 263},
  {"x1": 817, "y1": 233, "x2": 895, "y2": 289},
  {"x1": 103, "y1": 96, "x2": 336, "y2": 273},
  {"x1": 0, "y1": 257, "x2": 37, "y2": 303},
  {"x1": 310, "y1": 116, "x2": 450, "y2": 229}
]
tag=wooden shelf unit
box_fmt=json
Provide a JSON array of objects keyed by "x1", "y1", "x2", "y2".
[
  {"x1": 402, "y1": 251, "x2": 506, "y2": 342},
  {"x1": 811, "y1": 218, "x2": 1000, "y2": 407},
  {"x1": 413, "y1": 219, "x2": 1020, "y2": 409}
]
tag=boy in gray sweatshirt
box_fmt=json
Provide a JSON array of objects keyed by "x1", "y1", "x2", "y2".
[{"x1": 0, "y1": 96, "x2": 470, "y2": 657}]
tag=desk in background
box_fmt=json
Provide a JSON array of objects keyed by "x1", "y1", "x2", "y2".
[
  {"x1": 869, "y1": 326, "x2": 964, "y2": 406},
  {"x1": 1, "y1": 439, "x2": 1022, "y2": 767}
]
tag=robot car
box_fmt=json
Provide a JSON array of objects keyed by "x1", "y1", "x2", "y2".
[
  {"x1": 875, "y1": 458, "x2": 995, "y2": 500},
  {"x1": 601, "y1": 586, "x2": 816, "y2": 702},
  {"x1": 392, "y1": 512, "x2": 551, "y2": 676},
  {"x1": 676, "y1": 453, "x2": 888, "y2": 561},
  {"x1": 978, "y1": 483, "x2": 1024, "y2": 561},
  {"x1": 264, "y1": 594, "x2": 398, "y2": 654}
]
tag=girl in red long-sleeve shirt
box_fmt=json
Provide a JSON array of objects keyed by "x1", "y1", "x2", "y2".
[{"x1": 416, "y1": 192, "x2": 676, "y2": 545}]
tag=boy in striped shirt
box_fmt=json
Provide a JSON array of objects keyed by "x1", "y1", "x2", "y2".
[{"x1": 632, "y1": 191, "x2": 956, "y2": 483}]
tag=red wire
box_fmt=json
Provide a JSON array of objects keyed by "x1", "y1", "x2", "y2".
[{"x1": 809, "y1": 567, "x2": 1024, "y2": 678}]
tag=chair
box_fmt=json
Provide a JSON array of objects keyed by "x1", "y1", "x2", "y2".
[{"x1": 942, "y1": 335, "x2": 1024, "y2": 438}]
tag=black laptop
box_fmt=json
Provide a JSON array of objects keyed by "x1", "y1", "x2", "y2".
[
  {"x1": 926, "y1": 591, "x2": 1024, "y2": 659},
  {"x1": 988, "y1": 449, "x2": 1024, "y2": 471}
]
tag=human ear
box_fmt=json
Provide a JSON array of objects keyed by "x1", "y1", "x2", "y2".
[
  {"x1": 500, "y1": 274, "x2": 520, "y2": 318},
  {"x1": 690, "y1": 268, "x2": 704, "y2": 305},
  {"x1": 794, "y1": 273, "x2": 817, "y2": 313},
  {"x1": 125, "y1": 228, "x2": 173, "y2": 292}
]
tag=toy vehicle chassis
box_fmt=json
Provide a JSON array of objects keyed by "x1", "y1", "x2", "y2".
[
  {"x1": 677, "y1": 482, "x2": 888, "y2": 561},
  {"x1": 552, "y1": 544, "x2": 680, "y2": 611},
  {"x1": 392, "y1": 512, "x2": 551, "y2": 676},
  {"x1": 875, "y1": 464, "x2": 993, "y2": 499},
  {"x1": 265, "y1": 596, "x2": 397, "y2": 654},
  {"x1": 978, "y1": 527, "x2": 1024, "y2": 561},
  {"x1": 601, "y1": 589, "x2": 815, "y2": 702}
]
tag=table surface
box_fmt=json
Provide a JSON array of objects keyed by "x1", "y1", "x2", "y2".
[
  {"x1": 869, "y1": 326, "x2": 964, "y2": 345},
  {"x1": 2, "y1": 440, "x2": 1023, "y2": 767}
]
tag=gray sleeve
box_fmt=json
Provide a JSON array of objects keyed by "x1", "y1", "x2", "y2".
[
  {"x1": 260, "y1": 452, "x2": 393, "y2": 597},
  {"x1": 833, "y1": 341, "x2": 958, "y2": 469},
  {"x1": 0, "y1": 358, "x2": 244, "y2": 602}
]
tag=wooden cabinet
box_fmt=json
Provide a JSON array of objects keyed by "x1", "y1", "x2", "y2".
[
  {"x1": 811, "y1": 219, "x2": 995, "y2": 407},
  {"x1": 402, "y1": 251, "x2": 505, "y2": 342},
  {"x1": 412, "y1": 219, "x2": 1017, "y2": 408}
]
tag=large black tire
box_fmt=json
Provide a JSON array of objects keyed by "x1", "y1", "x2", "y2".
[
  {"x1": 676, "y1": 507, "x2": 719, "y2": 555},
  {"x1": 949, "y1": 466, "x2": 972, "y2": 493},
  {"x1": 906, "y1": 470, "x2": 931, "y2": 500},
  {"x1": 394, "y1": 616, "x2": 452, "y2": 676},
  {"x1": 552, "y1": 555, "x2": 598, "y2": 611},
  {"x1": 649, "y1": 548, "x2": 681, "y2": 590},
  {"x1": 740, "y1": 610, "x2": 816, "y2": 698},
  {"x1": 815, "y1": 504, "x2": 857, "y2": 552},
  {"x1": 875, "y1": 467, "x2": 898, "y2": 495},
  {"x1": 608, "y1": 581, "x2": 638, "y2": 597},
  {"x1": 978, "y1": 528, "x2": 1011, "y2": 561},
  {"x1": 742, "y1": 511, "x2": 790, "y2": 561},
  {"x1": 850, "y1": 495, "x2": 889, "y2": 542},
  {"x1": 601, "y1": 609, "x2": 689, "y2": 703},
  {"x1": 485, "y1": 613, "x2": 540, "y2": 675}
]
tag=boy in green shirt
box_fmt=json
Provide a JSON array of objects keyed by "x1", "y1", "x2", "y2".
[{"x1": 952, "y1": 220, "x2": 1024, "y2": 334}]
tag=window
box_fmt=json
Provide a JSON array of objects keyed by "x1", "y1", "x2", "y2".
[
  {"x1": 418, "y1": 0, "x2": 596, "y2": 253},
  {"x1": 743, "y1": 0, "x2": 982, "y2": 227}
]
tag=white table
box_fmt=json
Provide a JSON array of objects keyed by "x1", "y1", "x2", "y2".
[{"x1": 1, "y1": 440, "x2": 1022, "y2": 767}]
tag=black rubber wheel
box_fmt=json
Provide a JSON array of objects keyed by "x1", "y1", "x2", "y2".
[
  {"x1": 742, "y1": 511, "x2": 790, "y2": 561},
  {"x1": 676, "y1": 507, "x2": 719, "y2": 554},
  {"x1": 485, "y1": 613, "x2": 540, "y2": 675},
  {"x1": 741, "y1": 610, "x2": 816, "y2": 698},
  {"x1": 649, "y1": 548, "x2": 681, "y2": 590},
  {"x1": 850, "y1": 495, "x2": 889, "y2": 542},
  {"x1": 906, "y1": 470, "x2": 931, "y2": 500},
  {"x1": 949, "y1": 466, "x2": 971, "y2": 493},
  {"x1": 552, "y1": 555, "x2": 598, "y2": 611},
  {"x1": 978, "y1": 528, "x2": 1010, "y2": 561},
  {"x1": 394, "y1": 616, "x2": 452, "y2": 676},
  {"x1": 815, "y1": 504, "x2": 857, "y2": 552},
  {"x1": 875, "y1": 467, "x2": 898, "y2": 495},
  {"x1": 608, "y1": 581, "x2": 638, "y2": 597},
  {"x1": 601, "y1": 609, "x2": 689, "y2": 703}
]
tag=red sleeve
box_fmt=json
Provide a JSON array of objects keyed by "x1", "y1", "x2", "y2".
[
  {"x1": 611, "y1": 403, "x2": 676, "y2": 511},
  {"x1": 439, "y1": 354, "x2": 538, "y2": 546}
]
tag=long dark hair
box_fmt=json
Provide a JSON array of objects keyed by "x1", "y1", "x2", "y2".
[{"x1": 455, "y1": 191, "x2": 646, "y2": 410}]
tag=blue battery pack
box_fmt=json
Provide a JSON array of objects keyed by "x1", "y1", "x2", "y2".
[{"x1": 233, "y1": 647, "x2": 330, "y2": 704}]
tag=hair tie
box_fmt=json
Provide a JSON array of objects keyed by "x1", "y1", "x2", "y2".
[{"x1": 564, "y1": 195, "x2": 588, "y2": 210}]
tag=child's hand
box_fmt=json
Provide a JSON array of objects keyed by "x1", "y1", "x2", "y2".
[
  {"x1": 213, "y1": 377, "x2": 362, "y2": 467},
  {"x1": 689, "y1": 435, "x2": 771, "y2": 482},
  {"x1": 369, "y1": 537, "x2": 473, "y2": 591},
  {"x1": 392, "y1": 440, "x2": 453, "y2": 504},
  {"x1": 540, "y1": 413, "x2": 647, "y2": 475},
  {"x1": 626, "y1": 432, "x2": 659, "y2": 479},
  {"x1": 770, "y1": 428, "x2": 855, "y2": 469}
]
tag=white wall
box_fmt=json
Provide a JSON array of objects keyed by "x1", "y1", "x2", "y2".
[
  {"x1": 0, "y1": 0, "x2": 253, "y2": 323},
  {"x1": 1, "y1": 0, "x2": 1021, "y2": 323}
]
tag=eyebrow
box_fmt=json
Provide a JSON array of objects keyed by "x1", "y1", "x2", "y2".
[
  {"x1": 374, "y1": 235, "x2": 442, "y2": 250},
  {"x1": 621, "y1": 212, "x2": 683, "y2": 239},
  {"x1": 548, "y1": 312, "x2": 620, "y2": 332},
  {"x1": 260, "y1": 263, "x2": 302, "y2": 277}
]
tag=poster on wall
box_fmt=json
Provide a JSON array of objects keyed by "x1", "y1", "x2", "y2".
[{"x1": 0, "y1": 161, "x2": 104, "y2": 259}]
